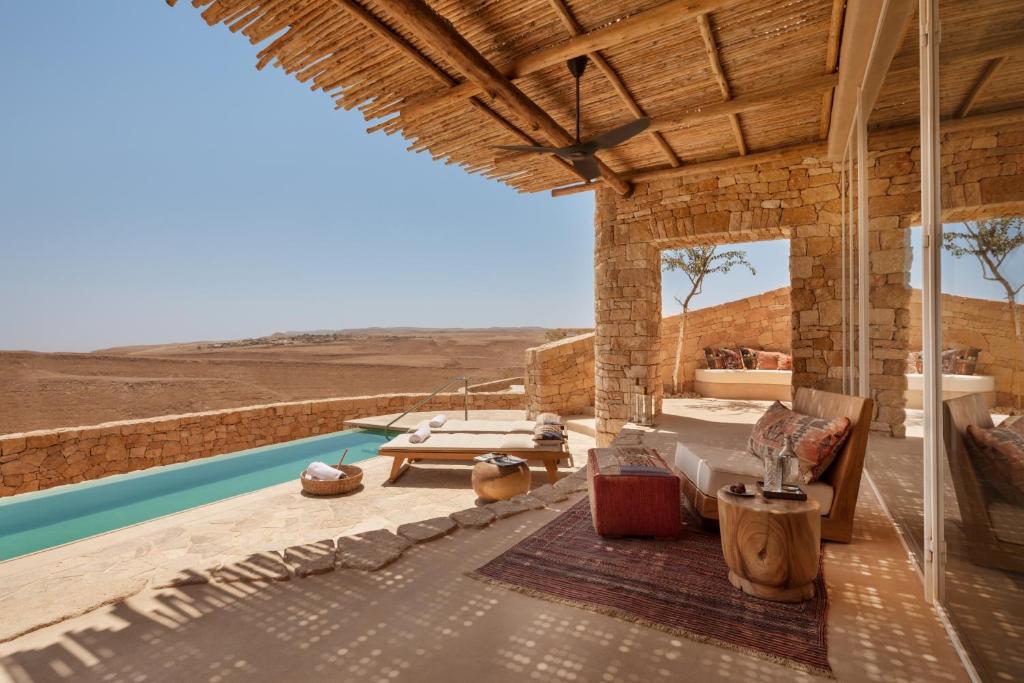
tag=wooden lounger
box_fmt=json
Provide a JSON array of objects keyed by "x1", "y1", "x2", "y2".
[{"x1": 379, "y1": 432, "x2": 568, "y2": 484}]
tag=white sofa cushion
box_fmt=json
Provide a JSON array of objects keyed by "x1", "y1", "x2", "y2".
[
  {"x1": 695, "y1": 369, "x2": 793, "y2": 385},
  {"x1": 674, "y1": 442, "x2": 834, "y2": 515}
]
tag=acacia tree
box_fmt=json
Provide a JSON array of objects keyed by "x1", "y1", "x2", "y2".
[
  {"x1": 943, "y1": 217, "x2": 1024, "y2": 408},
  {"x1": 662, "y1": 246, "x2": 755, "y2": 395}
]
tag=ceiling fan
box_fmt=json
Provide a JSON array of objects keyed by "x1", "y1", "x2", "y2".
[{"x1": 494, "y1": 55, "x2": 649, "y2": 181}]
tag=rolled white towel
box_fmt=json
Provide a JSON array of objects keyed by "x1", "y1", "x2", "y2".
[
  {"x1": 307, "y1": 461, "x2": 345, "y2": 481},
  {"x1": 429, "y1": 414, "x2": 448, "y2": 428},
  {"x1": 408, "y1": 424, "x2": 431, "y2": 444}
]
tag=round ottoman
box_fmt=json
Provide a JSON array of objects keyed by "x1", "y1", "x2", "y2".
[{"x1": 472, "y1": 459, "x2": 531, "y2": 501}]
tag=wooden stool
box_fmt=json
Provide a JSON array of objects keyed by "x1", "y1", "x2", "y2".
[{"x1": 717, "y1": 486, "x2": 821, "y2": 603}]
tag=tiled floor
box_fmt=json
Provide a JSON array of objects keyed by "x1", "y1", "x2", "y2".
[{"x1": 0, "y1": 402, "x2": 971, "y2": 682}]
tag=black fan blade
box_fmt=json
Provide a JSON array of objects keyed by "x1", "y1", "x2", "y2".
[
  {"x1": 493, "y1": 144, "x2": 564, "y2": 154},
  {"x1": 571, "y1": 155, "x2": 601, "y2": 181},
  {"x1": 582, "y1": 117, "x2": 650, "y2": 152}
]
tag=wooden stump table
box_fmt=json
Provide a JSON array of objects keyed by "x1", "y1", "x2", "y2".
[{"x1": 717, "y1": 486, "x2": 821, "y2": 603}]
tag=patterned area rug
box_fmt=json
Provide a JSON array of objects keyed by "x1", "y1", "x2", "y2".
[{"x1": 470, "y1": 499, "x2": 832, "y2": 677}]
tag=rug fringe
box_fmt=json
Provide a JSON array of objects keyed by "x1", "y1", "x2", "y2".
[{"x1": 467, "y1": 571, "x2": 835, "y2": 680}]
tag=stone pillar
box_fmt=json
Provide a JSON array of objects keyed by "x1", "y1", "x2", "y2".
[{"x1": 594, "y1": 188, "x2": 663, "y2": 446}]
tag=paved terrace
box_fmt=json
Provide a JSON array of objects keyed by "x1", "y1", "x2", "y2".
[{"x1": 0, "y1": 402, "x2": 967, "y2": 682}]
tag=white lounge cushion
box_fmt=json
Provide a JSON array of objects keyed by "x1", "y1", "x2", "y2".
[
  {"x1": 431, "y1": 420, "x2": 536, "y2": 434},
  {"x1": 381, "y1": 432, "x2": 564, "y2": 453},
  {"x1": 695, "y1": 369, "x2": 793, "y2": 385},
  {"x1": 674, "y1": 442, "x2": 834, "y2": 515},
  {"x1": 905, "y1": 373, "x2": 995, "y2": 393}
]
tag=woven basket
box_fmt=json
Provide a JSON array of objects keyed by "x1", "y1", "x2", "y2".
[{"x1": 300, "y1": 463, "x2": 363, "y2": 496}]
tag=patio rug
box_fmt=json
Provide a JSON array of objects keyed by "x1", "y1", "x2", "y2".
[{"x1": 470, "y1": 498, "x2": 832, "y2": 677}]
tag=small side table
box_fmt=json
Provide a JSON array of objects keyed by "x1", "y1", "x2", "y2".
[{"x1": 717, "y1": 486, "x2": 821, "y2": 603}]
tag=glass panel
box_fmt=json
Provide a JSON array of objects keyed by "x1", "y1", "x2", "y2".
[
  {"x1": 861, "y1": 13, "x2": 926, "y2": 569},
  {"x1": 938, "y1": 0, "x2": 1024, "y2": 679}
]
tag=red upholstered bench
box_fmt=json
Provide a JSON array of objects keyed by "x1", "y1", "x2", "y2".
[{"x1": 587, "y1": 447, "x2": 682, "y2": 538}]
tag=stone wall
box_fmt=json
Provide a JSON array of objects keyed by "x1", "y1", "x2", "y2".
[
  {"x1": 524, "y1": 333, "x2": 595, "y2": 418},
  {"x1": 909, "y1": 290, "x2": 1024, "y2": 406},
  {"x1": 659, "y1": 287, "x2": 791, "y2": 393},
  {"x1": 0, "y1": 391, "x2": 525, "y2": 497},
  {"x1": 591, "y1": 119, "x2": 1024, "y2": 444}
]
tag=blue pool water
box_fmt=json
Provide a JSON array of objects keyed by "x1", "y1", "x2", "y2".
[{"x1": 0, "y1": 428, "x2": 388, "y2": 561}]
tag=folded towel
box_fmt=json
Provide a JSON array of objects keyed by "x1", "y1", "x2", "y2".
[
  {"x1": 535, "y1": 412, "x2": 563, "y2": 427},
  {"x1": 307, "y1": 461, "x2": 346, "y2": 481},
  {"x1": 409, "y1": 424, "x2": 431, "y2": 444},
  {"x1": 533, "y1": 424, "x2": 565, "y2": 442},
  {"x1": 429, "y1": 414, "x2": 448, "y2": 428}
]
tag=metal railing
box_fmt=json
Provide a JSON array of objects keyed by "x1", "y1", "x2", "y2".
[{"x1": 383, "y1": 376, "x2": 469, "y2": 438}]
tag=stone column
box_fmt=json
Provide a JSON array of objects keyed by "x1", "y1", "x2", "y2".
[{"x1": 594, "y1": 188, "x2": 662, "y2": 446}]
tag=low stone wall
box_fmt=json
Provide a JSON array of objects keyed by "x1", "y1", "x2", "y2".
[
  {"x1": 909, "y1": 290, "x2": 1023, "y2": 406},
  {"x1": 659, "y1": 287, "x2": 792, "y2": 394},
  {"x1": 466, "y1": 377, "x2": 524, "y2": 392},
  {"x1": 524, "y1": 333, "x2": 595, "y2": 418},
  {"x1": 0, "y1": 391, "x2": 525, "y2": 497}
]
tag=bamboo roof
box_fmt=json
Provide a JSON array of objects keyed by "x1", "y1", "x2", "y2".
[
  {"x1": 167, "y1": 0, "x2": 846, "y2": 194},
  {"x1": 870, "y1": 0, "x2": 1024, "y2": 131}
]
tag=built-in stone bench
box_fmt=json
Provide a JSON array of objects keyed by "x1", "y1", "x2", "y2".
[
  {"x1": 694, "y1": 369, "x2": 792, "y2": 401},
  {"x1": 905, "y1": 373, "x2": 996, "y2": 408}
]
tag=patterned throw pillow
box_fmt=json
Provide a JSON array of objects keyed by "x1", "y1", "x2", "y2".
[
  {"x1": 965, "y1": 424, "x2": 1024, "y2": 505},
  {"x1": 1001, "y1": 415, "x2": 1024, "y2": 437},
  {"x1": 906, "y1": 351, "x2": 923, "y2": 374},
  {"x1": 703, "y1": 347, "x2": 721, "y2": 369},
  {"x1": 717, "y1": 347, "x2": 745, "y2": 370},
  {"x1": 955, "y1": 347, "x2": 980, "y2": 376},
  {"x1": 535, "y1": 412, "x2": 562, "y2": 426},
  {"x1": 533, "y1": 424, "x2": 565, "y2": 442},
  {"x1": 941, "y1": 348, "x2": 960, "y2": 374},
  {"x1": 748, "y1": 401, "x2": 852, "y2": 484},
  {"x1": 778, "y1": 353, "x2": 793, "y2": 371},
  {"x1": 740, "y1": 347, "x2": 758, "y2": 370},
  {"x1": 754, "y1": 350, "x2": 788, "y2": 370}
]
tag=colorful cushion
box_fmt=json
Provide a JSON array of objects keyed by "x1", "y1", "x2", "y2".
[
  {"x1": 717, "y1": 347, "x2": 745, "y2": 370},
  {"x1": 778, "y1": 353, "x2": 793, "y2": 370},
  {"x1": 703, "y1": 347, "x2": 721, "y2": 369},
  {"x1": 906, "y1": 351, "x2": 923, "y2": 374},
  {"x1": 748, "y1": 401, "x2": 852, "y2": 484},
  {"x1": 966, "y1": 425, "x2": 1024, "y2": 505},
  {"x1": 535, "y1": 412, "x2": 562, "y2": 426},
  {"x1": 740, "y1": 347, "x2": 758, "y2": 370},
  {"x1": 941, "y1": 348, "x2": 960, "y2": 373},
  {"x1": 753, "y1": 350, "x2": 790, "y2": 370},
  {"x1": 955, "y1": 348, "x2": 980, "y2": 376},
  {"x1": 1001, "y1": 415, "x2": 1024, "y2": 436},
  {"x1": 533, "y1": 424, "x2": 565, "y2": 442}
]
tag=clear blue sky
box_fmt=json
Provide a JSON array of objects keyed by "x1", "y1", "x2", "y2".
[{"x1": 0, "y1": 4, "x2": 1012, "y2": 352}]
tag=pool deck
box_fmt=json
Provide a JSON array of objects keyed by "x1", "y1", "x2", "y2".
[
  {"x1": 0, "y1": 401, "x2": 970, "y2": 682},
  {"x1": 0, "y1": 431, "x2": 591, "y2": 645}
]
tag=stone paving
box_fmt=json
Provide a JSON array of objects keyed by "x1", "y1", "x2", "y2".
[{"x1": 0, "y1": 432, "x2": 593, "y2": 643}]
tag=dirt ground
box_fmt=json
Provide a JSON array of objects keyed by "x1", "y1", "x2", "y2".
[{"x1": 0, "y1": 329, "x2": 550, "y2": 434}]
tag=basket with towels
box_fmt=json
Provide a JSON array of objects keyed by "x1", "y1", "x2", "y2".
[{"x1": 300, "y1": 449, "x2": 363, "y2": 495}]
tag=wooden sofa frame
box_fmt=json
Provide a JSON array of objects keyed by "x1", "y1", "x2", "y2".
[
  {"x1": 943, "y1": 393, "x2": 1024, "y2": 573},
  {"x1": 680, "y1": 387, "x2": 874, "y2": 543}
]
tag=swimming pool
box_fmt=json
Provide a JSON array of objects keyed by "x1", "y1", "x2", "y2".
[{"x1": 0, "y1": 428, "x2": 388, "y2": 561}]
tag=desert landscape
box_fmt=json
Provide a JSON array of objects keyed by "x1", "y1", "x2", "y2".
[{"x1": 0, "y1": 328, "x2": 585, "y2": 434}]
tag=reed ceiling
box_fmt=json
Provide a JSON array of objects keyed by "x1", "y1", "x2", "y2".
[{"x1": 165, "y1": 0, "x2": 850, "y2": 194}]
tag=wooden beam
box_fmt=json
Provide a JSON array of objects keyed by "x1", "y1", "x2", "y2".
[
  {"x1": 397, "y1": 0, "x2": 738, "y2": 121},
  {"x1": 327, "y1": 0, "x2": 580, "y2": 181},
  {"x1": 547, "y1": 0, "x2": 681, "y2": 167},
  {"x1": 958, "y1": 57, "x2": 1009, "y2": 118},
  {"x1": 374, "y1": 0, "x2": 632, "y2": 195},
  {"x1": 696, "y1": 12, "x2": 745, "y2": 155},
  {"x1": 827, "y1": 0, "x2": 915, "y2": 160},
  {"x1": 646, "y1": 72, "x2": 838, "y2": 133},
  {"x1": 551, "y1": 141, "x2": 825, "y2": 195},
  {"x1": 818, "y1": 0, "x2": 846, "y2": 140},
  {"x1": 552, "y1": 106, "x2": 1024, "y2": 197}
]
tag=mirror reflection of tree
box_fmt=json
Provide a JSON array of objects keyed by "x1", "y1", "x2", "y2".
[{"x1": 943, "y1": 217, "x2": 1024, "y2": 410}]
